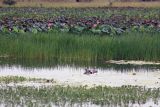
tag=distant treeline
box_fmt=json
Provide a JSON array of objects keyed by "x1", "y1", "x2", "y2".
[
  {"x1": 119, "y1": 0, "x2": 160, "y2": 1},
  {"x1": 15, "y1": 0, "x2": 93, "y2": 2},
  {"x1": 13, "y1": 0, "x2": 160, "y2": 2}
]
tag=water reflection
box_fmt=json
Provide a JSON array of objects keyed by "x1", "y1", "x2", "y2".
[{"x1": 0, "y1": 58, "x2": 160, "y2": 71}]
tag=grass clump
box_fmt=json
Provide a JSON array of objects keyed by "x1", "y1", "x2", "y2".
[
  {"x1": 0, "y1": 76, "x2": 55, "y2": 84},
  {"x1": 0, "y1": 76, "x2": 26, "y2": 83}
]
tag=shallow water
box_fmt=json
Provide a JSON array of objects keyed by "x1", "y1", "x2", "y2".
[
  {"x1": 0, "y1": 62, "x2": 160, "y2": 107},
  {"x1": 0, "y1": 101, "x2": 160, "y2": 107},
  {"x1": 0, "y1": 64, "x2": 160, "y2": 88}
]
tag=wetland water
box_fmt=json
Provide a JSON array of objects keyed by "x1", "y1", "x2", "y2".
[
  {"x1": 0, "y1": 64, "x2": 160, "y2": 88},
  {"x1": 0, "y1": 60, "x2": 160, "y2": 107}
]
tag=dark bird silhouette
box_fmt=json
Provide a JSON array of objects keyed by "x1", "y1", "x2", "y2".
[{"x1": 84, "y1": 68, "x2": 98, "y2": 75}]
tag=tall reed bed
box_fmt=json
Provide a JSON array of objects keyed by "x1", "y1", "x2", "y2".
[{"x1": 0, "y1": 31, "x2": 160, "y2": 62}]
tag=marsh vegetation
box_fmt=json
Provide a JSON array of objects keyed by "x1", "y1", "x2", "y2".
[
  {"x1": 0, "y1": 7, "x2": 160, "y2": 107},
  {"x1": 0, "y1": 85, "x2": 160, "y2": 107}
]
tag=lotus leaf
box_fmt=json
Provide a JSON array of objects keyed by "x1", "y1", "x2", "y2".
[{"x1": 31, "y1": 28, "x2": 38, "y2": 34}]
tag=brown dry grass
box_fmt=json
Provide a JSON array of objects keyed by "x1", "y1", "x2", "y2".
[
  {"x1": 113, "y1": 1, "x2": 160, "y2": 7},
  {"x1": 0, "y1": 0, "x2": 160, "y2": 8}
]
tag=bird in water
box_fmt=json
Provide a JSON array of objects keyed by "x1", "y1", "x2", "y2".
[{"x1": 84, "y1": 68, "x2": 98, "y2": 75}]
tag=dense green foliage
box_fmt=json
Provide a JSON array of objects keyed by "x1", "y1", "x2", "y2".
[
  {"x1": 0, "y1": 7, "x2": 160, "y2": 34},
  {"x1": 0, "y1": 16, "x2": 159, "y2": 34},
  {"x1": 0, "y1": 31, "x2": 160, "y2": 62}
]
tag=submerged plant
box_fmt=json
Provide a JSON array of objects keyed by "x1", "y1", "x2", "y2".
[{"x1": 0, "y1": 85, "x2": 159, "y2": 107}]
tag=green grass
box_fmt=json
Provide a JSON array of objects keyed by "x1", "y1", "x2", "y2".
[
  {"x1": 0, "y1": 85, "x2": 159, "y2": 106},
  {"x1": 0, "y1": 31, "x2": 160, "y2": 62}
]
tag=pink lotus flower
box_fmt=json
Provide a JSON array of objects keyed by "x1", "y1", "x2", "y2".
[
  {"x1": 96, "y1": 20, "x2": 100, "y2": 24},
  {"x1": 48, "y1": 22, "x2": 53, "y2": 29},
  {"x1": 92, "y1": 24, "x2": 97, "y2": 28}
]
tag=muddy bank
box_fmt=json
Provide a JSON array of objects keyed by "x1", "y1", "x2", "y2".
[{"x1": 106, "y1": 60, "x2": 160, "y2": 65}]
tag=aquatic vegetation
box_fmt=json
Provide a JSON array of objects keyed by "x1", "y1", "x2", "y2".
[
  {"x1": 0, "y1": 76, "x2": 26, "y2": 83},
  {"x1": 0, "y1": 85, "x2": 159, "y2": 107},
  {"x1": 0, "y1": 7, "x2": 159, "y2": 34},
  {"x1": 0, "y1": 76, "x2": 55, "y2": 84},
  {"x1": 0, "y1": 7, "x2": 160, "y2": 107},
  {"x1": 0, "y1": 16, "x2": 159, "y2": 34}
]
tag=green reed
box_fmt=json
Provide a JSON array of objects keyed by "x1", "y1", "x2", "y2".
[{"x1": 0, "y1": 31, "x2": 160, "y2": 62}]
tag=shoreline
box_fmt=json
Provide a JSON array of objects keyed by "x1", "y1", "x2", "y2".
[{"x1": 106, "y1": 60, "x2": 160, "y2": 65}]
